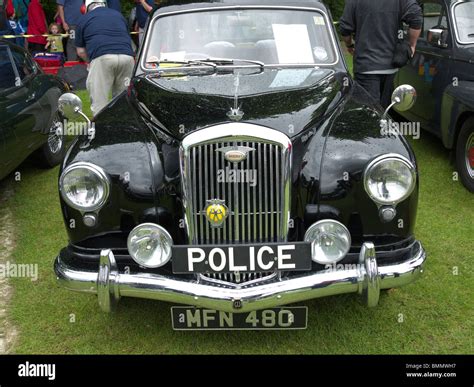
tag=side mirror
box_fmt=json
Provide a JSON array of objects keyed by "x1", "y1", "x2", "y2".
[
  {"x1": 382, "y1": 85, "x2": 417, "y2": 118},
  {"x1": 58, "y1": 93, "x2": 91, "y2": 127},
  {"x1": 391, "y1": 84, "x2": 417, "y2": 112},
  {"x1": 428, "y1": 28, "x2": 448, "y2": 48},
  {"x1": 58, "y1": 93, "x2": 84, "y2": 120}
]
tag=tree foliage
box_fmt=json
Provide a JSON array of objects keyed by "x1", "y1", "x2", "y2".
[
  {"x1": 39, "y1": 0, "x2": 347, "y2": 26},
  {"x1": 324, "y1": 0, "x2": 346, "y2": 20}
]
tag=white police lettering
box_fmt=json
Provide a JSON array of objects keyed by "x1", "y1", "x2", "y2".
[
  {"x1": 186, "y1": 245, "x2": 297, "y2": 272},
  {"x1": 277, "y1": 245, "x2": 296, "y2": 269},
  {"x1": 187, "y1": 248, "x2": 206, "y2": 271},
  {"x1": 208, "y1": 248, "x2": 226, "y2": 272},
  {"x1": 256, "y1": 246, "x2": 274, "y2": 271},
  {"x1": 18, "y1": 362, "x2": 56, "y2": 381}
]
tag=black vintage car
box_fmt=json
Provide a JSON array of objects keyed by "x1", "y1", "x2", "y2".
[
  {"x1": 55, "y1": 0, "x2": 426, "y2": 330},
  {"x1": 0, "y1": 40, "x2": 67, "y2": 180},
  {"x1": 395, "y1": 0, "x2": 474, "y2": 192}
]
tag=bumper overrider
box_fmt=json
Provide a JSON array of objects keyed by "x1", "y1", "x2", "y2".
[{"x1": 54, "y1": 240, "x2": 426, "y2": 313}]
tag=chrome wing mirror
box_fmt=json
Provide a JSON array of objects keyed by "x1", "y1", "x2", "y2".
[
  {"x1": 428, "y1": 28, "x2": 449, "y2": 48},
  {"x1": 58, "y1": 93, "x2": 91, "y2": 125},
  {"x1": 383, "y1": 85, "x2": 417, "y2": 118}
]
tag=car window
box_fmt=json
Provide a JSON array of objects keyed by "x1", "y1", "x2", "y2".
[
  {"x1": 421, "y1": 1, "x2": 449, "y2": 39},
  {"x1": 0, "y1": 47, "x2": 18, "y2": 91},
  {"x1": 144, "y1": 9, "x2": 337, "y2": 68},
  {"x1": 10, "y1": 49, "x2": 34, "y2": 80},
  {"x1": 453, "y1": 2, "x2": 474, "y2": 44}
]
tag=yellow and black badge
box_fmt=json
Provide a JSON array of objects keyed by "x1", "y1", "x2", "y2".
[{"x1": 204, "y1": 199, "x2": 229, "y2": 228}]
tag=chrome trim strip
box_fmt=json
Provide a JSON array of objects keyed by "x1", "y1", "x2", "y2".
[
  {"x1": 451, "y1": 1, "x2": 474, "y2": 46},
  {"x1": 358, "y1": 242, "x2": 380, "y2": 307},
  {"x1": 140, "y1": 5, "x2": 340, "y2": 73},
  {"x1": 180, "y1": 123, "x2": 292, "y2": 245},
  {"x1": 54, "y1": 241, "x2": 426, "y2": 314},
  {"x1": 198, "y1": 272, "x2": 277, "y2": 289},
  {"x1": 97, "y1": 249, "x2": 120, "y2": 312}
]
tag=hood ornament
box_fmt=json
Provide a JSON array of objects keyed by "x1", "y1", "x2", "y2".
[
  {"x1": 227, "y1": 106, "x2": 244, "y2": 121},
  {"x1": 227, "y1": 73, "x2": 244, "y2": 121}
]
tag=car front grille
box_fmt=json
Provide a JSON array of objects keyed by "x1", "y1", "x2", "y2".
[{"x1": 179, "y1": 124, "x2": 292, "y2": 283}]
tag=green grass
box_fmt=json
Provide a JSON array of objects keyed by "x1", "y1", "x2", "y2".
[
  {"x1": 1, "y1": 63, "x2": 473, "y2": 354},
  {"x1": 74, "y1": 90, "x2": 93, "y2": 118}
]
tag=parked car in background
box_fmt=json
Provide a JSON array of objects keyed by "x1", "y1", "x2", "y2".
[
  {"x1": 0, "y1": 40, "x2": 67, "y2": 180},
  {"x1": 54, "y1": 0, "x2": 426, "y2": 330},
  {"x1": 395, "y1": 0, "x2": 474, "y2": 192}
]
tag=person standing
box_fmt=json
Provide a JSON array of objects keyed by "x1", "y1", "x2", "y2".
[
  {"x1": 12, "y1": 0, "x2": 29, "y2": 29},
  {"x1": 26, "y1": 0, "x2": 47, "y2": 54},
  {"x1": 136, "y1": 0, "x2": 154, "y2": 46},
  {"x1": 75, "y1": 0, "x2": 134, "y2": 115},
  {"x1": 45, "y1": 22, "x2": 64, "y2": 60},
  {"x1": 0, "y1": 0, "x2": 14, "y2": 36},
  {"x1": 9, "y1": 0, "x2": 29, "y2": 46},
  {"x1": 57, "y1": 0, "x2": 83, "y2": 60},
  {"x1": 340, "y1": 0, "x2": 423, "y2": 108}
]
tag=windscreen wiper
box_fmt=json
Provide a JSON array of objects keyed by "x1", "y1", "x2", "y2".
[
  {"x1": 197, "y1": 58, "x2": 265, "y2": 68},
  {"x1": 146, "y1": 59, "x2": 217, "y2": 69}
]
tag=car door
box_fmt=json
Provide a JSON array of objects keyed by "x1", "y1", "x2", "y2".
[
  {"x1": 396, "y1": 0, "x2": 455, "y2": 136},
  {"x1": 9, "y1": 46, "x2": 49, "y2": 151},
  {"x1": 0, "y1": 45, "x2": 36, "y2": 178}
]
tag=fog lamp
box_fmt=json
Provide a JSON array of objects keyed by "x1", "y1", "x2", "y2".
[
  {"x1": 304, "y1": 220, "x2": 351, "y2": 264},
  {"x1": 127, "y1": 223, "x2": 173, "y2": 268}
]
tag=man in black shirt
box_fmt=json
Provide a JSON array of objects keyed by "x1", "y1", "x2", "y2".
[{"x1": 340, "y1": 0, "x2": 423, "y2": 107}]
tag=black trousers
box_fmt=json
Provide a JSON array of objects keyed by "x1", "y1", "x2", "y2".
[{"x1": 355, "y1": 73, "x2": 396, "y2": 109}]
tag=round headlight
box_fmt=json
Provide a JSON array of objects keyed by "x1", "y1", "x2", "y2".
[
  {"x1": 304, "y1": 220, "x2": 351, "y2": 264},
  {"x1": 60, "y1": 162, "x2": 110, "y2": 212},
  {"x1": 127, "y1": 223, "x2": 173, "y2": 268},
  {"x1": 364, "y1": 154, "x2": 416, "y2": 205}
]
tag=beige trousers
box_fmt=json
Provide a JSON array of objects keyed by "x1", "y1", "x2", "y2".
[{"x1": 86, "y1": 54, "x2": 135, "y2": 115}]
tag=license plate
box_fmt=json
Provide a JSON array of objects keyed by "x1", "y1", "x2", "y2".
[
  {"x1": 171, "y1": 307, "x2": 308, "y2": 331},
  {"x1": 172, "y1": 242, "x2": 312, "y2": 274}
]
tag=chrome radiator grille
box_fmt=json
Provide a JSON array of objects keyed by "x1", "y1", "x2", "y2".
[{"x1": 180, "y1": 124, "x2": 292, "y2": 246}]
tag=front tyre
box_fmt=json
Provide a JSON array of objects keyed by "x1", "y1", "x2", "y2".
[{"x1": 38, "y1": 113, "x2": 65, "y2": 168}]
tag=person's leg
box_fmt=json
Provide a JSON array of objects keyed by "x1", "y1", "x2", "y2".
[
  {"x1": 66, "y1": 25, "x2": 78, "y2": 61},
  {"x1": 355, "y1": 73, "x2": 382, "y2": 104},
  {"x1": 87, "y1": 55, "x2": 115, "y2": 115},
  {"x1": 380, "y1": 73, "x2": 397, "y2": 109},
  {"x1": 138, "y1": 27, "x2": 145, "y2": 47},
  {"x1": 112, "y1": 55, "x2": 135, "y2": 97}
]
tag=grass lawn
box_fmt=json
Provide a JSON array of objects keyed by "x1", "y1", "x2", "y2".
[{"x1": 1, "y1": 63, "x2": 473, "y2": 354}]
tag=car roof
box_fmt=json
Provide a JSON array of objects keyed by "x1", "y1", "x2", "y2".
[{"x1": 155, "y1": 0, "x2": 327, "y2": 15}]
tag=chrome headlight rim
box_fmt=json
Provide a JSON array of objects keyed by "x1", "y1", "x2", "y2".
[
  {"x1": 363, "y1": 153, "x2": 417, "y2": 206},
  {"x1": 59, "y1": 162, "x2": 110, "y2": 212},
  {"x1": 304, "y1": 219, "x2": 352, "y2": 264},
  {"x1": 127, "y1": 223, "x2": 173, "y2": 269}
]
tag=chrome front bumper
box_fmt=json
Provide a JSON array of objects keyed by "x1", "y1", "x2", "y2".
[{"x1": 54, "y1": 241, "x2": 426, "y2": 313}]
